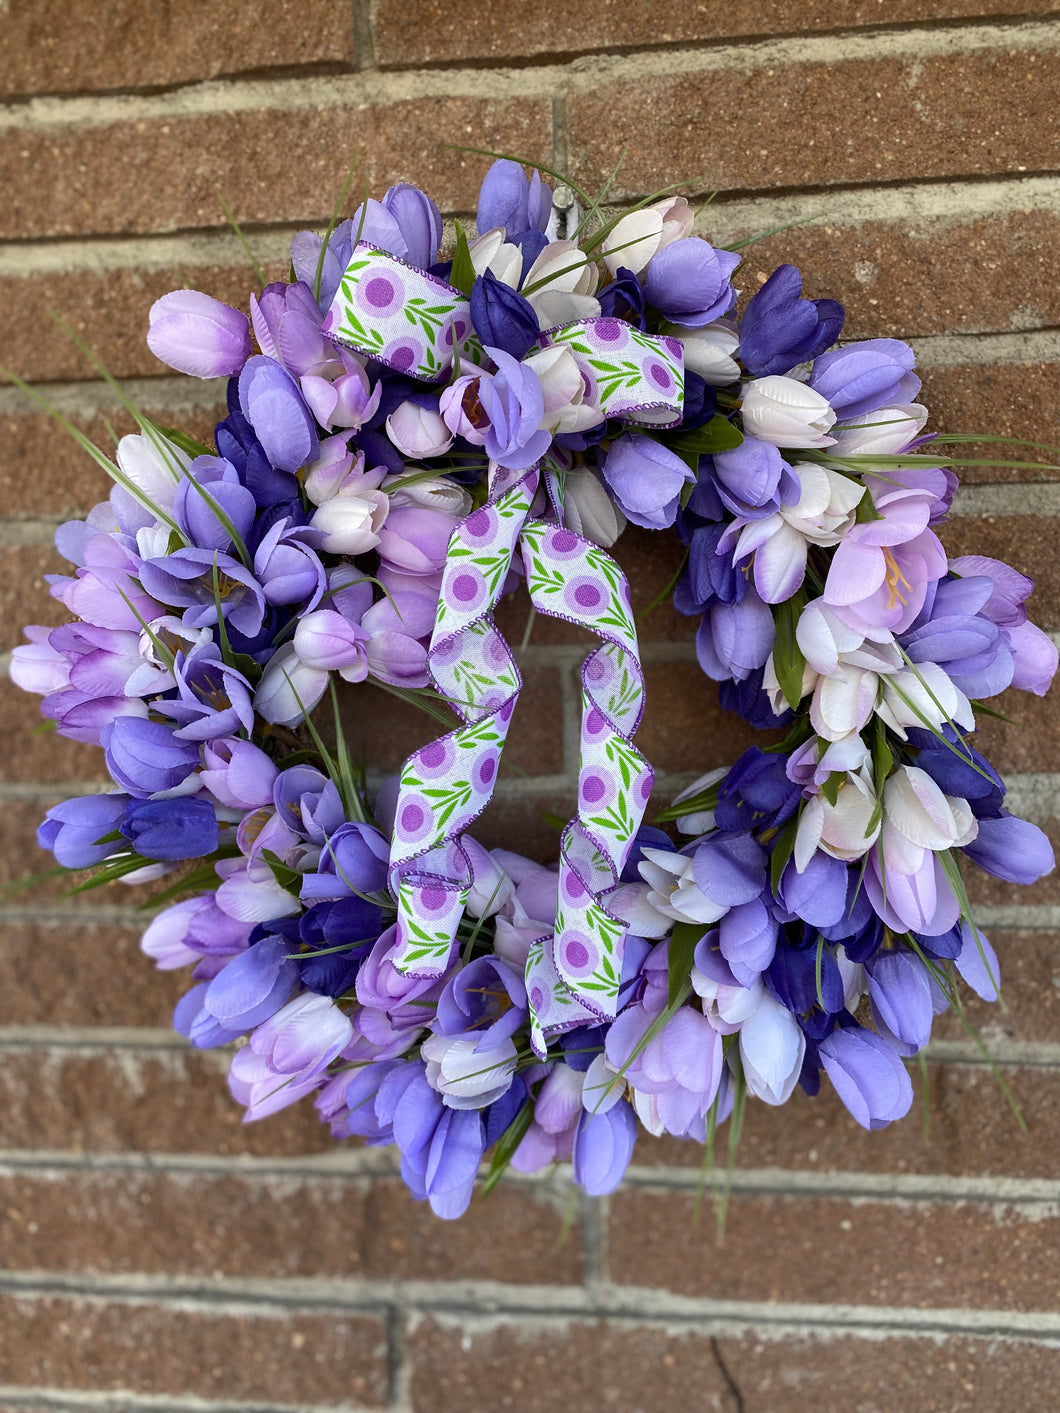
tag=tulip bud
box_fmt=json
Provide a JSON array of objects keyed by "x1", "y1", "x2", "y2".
[
  {"x1": 253, "y1": 643, "x2": 328, "y2": 727},
  {"x1": 385, "y1": 399, "x2": 454, "y2": 459},
  {"x1": 294, "y1": 609, "x2": 369, "y2": 681},
  {"x1": 146, "y1": 289, "x2": 252, "y2": 379},
  {"x1": 740, "y1": 375, "x2": 836, "y2": 448},
  {"x1": 559, "y1": 467, "x2": 626, "y2": 548}
]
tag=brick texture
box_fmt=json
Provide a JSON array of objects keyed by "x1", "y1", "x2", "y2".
[
  {"x1": 0, "y1": 1, "x2": 355, "y2": 98},
  {"x1": 3, "y1": 8, "x2": 1060, "y2": 1413}
]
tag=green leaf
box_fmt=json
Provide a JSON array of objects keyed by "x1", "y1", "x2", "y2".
[
  {"x1": 450, "y1": 219, "x2": 476, "y2": 297},
  {"x1": 820, "y1": 771, "x2": 844, "y2": 808},
  {"x1": 855, "y1": 492, "x2": 886, "y2": 524},
  {"x1": 659, "y1": 414, "x2": 743, "y2": 459},
  {"x1": 772, "y1": 589, "x2": 807, "y2": 711},
  {"x1": 262, "y1": 849, "x2": 302, "y2": 894},
  {"x1": 481, "y1": 1101, "x2": 535, "y2": 1197},
  {"x1": 158, "y1": 426, "x2": 214, "y2": 459},
  {"x1": 668, "y1": 921, "x2": 707, "y2": 1008},
  {"x1": 769, "y1": 811, "x2": 800, "y2": 895}
]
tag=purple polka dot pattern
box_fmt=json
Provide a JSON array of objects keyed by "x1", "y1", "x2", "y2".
[
  {"x1": 541, "y1": 318, "x2": 685, "y2": 429},
  {"x1": 520, "y1": 520, "x2": 654, "y2": 1049},
  {"x1": 389, "y1": 467, "x2": 539, "y2": 977},
  {"x1": 326, "y1": 244, "x2": 471, "y2": 383}
]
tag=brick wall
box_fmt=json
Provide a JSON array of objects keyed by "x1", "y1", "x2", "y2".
[{"x1": 1, "y1": 3, "x2": 1060, "y2": 1409}]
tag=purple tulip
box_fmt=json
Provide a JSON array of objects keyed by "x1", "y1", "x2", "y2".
[
  {"x1": 238, "y1": 355, "x2": 319, "y2": 473},
  {"x1": 572, "y1": 1101, "x2": 637, "y2": 1195},
  {"x1": 253, "y1": 519, "x2": 326, "y2": 610},
  {"x1": 477, "y1": 159, "x2": 551, "y2": 242},
  {"x1": 201, "y1": 935, "x2": 298, "y2": 1036},
  {"x1": 146, "y1": 289, "x2": 252, "y2": 378},
  {"x1": 962, "y1": 813, "x2": 1054, "y2": 885},
  {"x1": 290, "y1": 218, "x2": 357, "y2": 311},
  {"x1": 643, "y1": 238, "x2": 740, "y2": 328},
  {"x1": 478, "y1": 349, "x2": 551, "y2": 470},
  {"x1": 378, "y1": 1064, "x2": 486, "y2": 1219},
  {"x1": 866, "y1": 949, "x2": 934, "y2": 1054},
  {"x1": 198, "y1": 738, "x2": 275, "y2": 811},
  {"x1": 955, "y1": 921, "x2": 1002, "y2": 1002},
  {"x1": 778, "y1": 851, "x2": 849, "y2": 929},
  {"x1": 434, "y1": 956, "x2": 528, "y2": 1047},
  {"x1": 37, "y1": 793, "x2": 130, "y2": 869},
  {"x1": 600, "y1": 432, "x2": 695, "y2": 529},
  {"x1": 711, "y1": 437, "x2": 800, "y2": 520},
  {"x1": 739, "y1": 264, "x2": 844, "y2": 376},
  {"x1": 300, "y1": 821, "x2": 390, "y2": 903},
  {"x1": 819, "y1": 1025, "x2": 914, "y2": 1130},
  {"x1": 139, "y1": 547, "x2": 267, "y2": 640},
  {"x1": 1008, "y1": 619, "x2": 1059, "y2": 696},
  {"x1": 173, "y1": 455, "x2": 257, "y2": 554},
  {"x1": 381, "y1": 183, "x2": 443, "y2": 271},
  {"x1": 102, "y1": 716, "x2": 201, "y2": 797},
  {"x1": 250, "y1": 280, "x2": 330, "y2": 377},
  {"x1": 121, "y1": 796, "x2": 219, "y2": 861},
  {"x1": 162, "y1": 645, "x2": 256, "y2": 743},
  {"x1": 692, "y1": 831, "x2": 767, "y2": 910},
  {"x1": 696, "y1": 588, "x2": 775, "y2": 682},
  {"x1": 810, "y1": 338, "x2": 920, "y2": 420}
]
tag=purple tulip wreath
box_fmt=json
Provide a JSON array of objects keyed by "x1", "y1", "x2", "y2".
[{"x1": 10, "y1": 159, "x2": 1056, "y2": 1217}]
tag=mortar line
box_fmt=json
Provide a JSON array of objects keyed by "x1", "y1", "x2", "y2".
[{"x1": 3, "y1": 19, "x2": 1060, "y2": 131}]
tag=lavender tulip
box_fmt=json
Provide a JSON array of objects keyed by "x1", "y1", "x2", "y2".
[
  {"x1": 866, "y1": 949, "x2": 934, "y2": 1054},
  {"x1": 819, "y1": 1025, "x2": 914, "y2": 1129},
  {"x1": 146, "y1": 289, "x2": 252, "y2": 378},
  {"x1": 382, "y1": 183, "x2": 443, "y2": 271},
  {"x1": 644, "y1": 238, "x2": 739, "y2": 327},
  {"x1": 477, "y1": 159, "x2": 551, "y2": 243},
  {"x1": 572, "y1": 1101, "x2": 637, "y2": 1195},
  {"x1": 600, "y1": 432, "x2": 694, "y2": 530},
  {"x1": 962, "y1": 813, "x2": 1054, "y2": 885},
  {"x1": 37, "y1": 793, "x2": 129, "y2": 869},
  {"x1": 201, "y1": 935, "x2": 298, "y2": 1036},
  {"x1": 102, "y1": 716, "x2": 201, "y2": 797},
  {"x1": 810, "y1": 338, "x2": 920, "y2": 420},
  {"x1": 238, "y1": 356, "x2": 319, "y2": 473}
]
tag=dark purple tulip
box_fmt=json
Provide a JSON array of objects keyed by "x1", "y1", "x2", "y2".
[
  {"x1": 477, "y1": 159, "x2": 551, "y2": 241},
  {"x1": 382, "y1": 183, "x2": 443, "y2": 271},
  {"x1": 572, "y1": 1101, "x2": 637, "y2": 1196},
  {"x1": 867, "y1": 949, "x2": 934, "y2": 1054},
  {"x1": 819, "y1": 1025, "x2": 913, "y2": 1130},
  {"x1": 963, "y1": 813, "x2": 1055, "y2": 885},
  {"x1": 906, "y1": 729, "x2": 1005, "y2": 816},
  {"x1": 121, "y1": 796, "x2": 219, "y2": 861},
  {"x1": 102, "y1": 716, "x2": 201, "y2": 797},
  {"x1": 300, "y1": 821, "x2": 390, "y2": 902},
  {"x1": 600, "y1": 432, "x2": 694, "y2": 530},
  {"x1": 643, "y1": 238, "x2": 740, "y2": 328},
  {"x1": 201, "y1": 936, "x2": 298, "y2": 1035},
  {"x1": 810, "y1": 338, "x2": 920, "y2": 420},
  {"x1": 146, "y1": 289, "x2": 252, "y2": 378},
  {"x1": 716, "y1": 749, "x2": 800, "y2": 832},
  {"x1": 767, "y1": 939, "x2": 845, "y2": 1024},
  {"x1": 37, "y1": 793, "x2": 130, "y2": 869},
  {"x1": 739, "y1": 264, "x2": 844, "y2": 376},
  {"x1": 470, "y1": 271, "x2": 539, "y2": 361},
  {"x1": 238, "y1": 356, "x2": 319, "y2": 474},
  {"x1": 597, "y1": 265, "x2": 647, "y2": 329}
]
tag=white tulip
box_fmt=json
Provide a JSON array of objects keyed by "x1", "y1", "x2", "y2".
[
  {"x1": 830, "y1": 403, "x2": 928, "y2": 456},
  {"x1": 673, "y1": 322, "x2": 741, "y2": 386},
  {"x1": 740, "y1": 375, "x2": 836, "y2": 448}
]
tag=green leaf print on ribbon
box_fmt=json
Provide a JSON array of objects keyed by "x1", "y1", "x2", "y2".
[
  {"x1": 322, "y1": 244, "x2": 483, "y2": 382},
  {"x1": 541, "y1": 317, "x2": 685, "y2": 427},
  {"x1": 389, "y1": 465, "x2": 539, "y2": 977},
  {"x1": 519, "y1": 521, "x2": 654, "y2": 1048}
]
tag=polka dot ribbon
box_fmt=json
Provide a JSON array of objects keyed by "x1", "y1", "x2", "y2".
[
  {"x1": 387, "y1": 463, "x2": 539, "y2": 975},
  {"x1": 322, "y1": 243, "x2": 483, "y2": 380},
  {"x1": 519, "y1": 520, "x2": 653, "y2": 1052},
  {"x1": 540, "y1": 317, "x2": 684, "y2": 427}
]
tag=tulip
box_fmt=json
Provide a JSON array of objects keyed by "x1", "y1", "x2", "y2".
[
  {"x1": 385, "y1": 398, "x2": 455, "y2": 459},
  {"x1": 238, "y1": 355, "x2": 319, "y2": 473},
  {"x1": 557, "y1": 467, "x2": 626, "y2": 548},
  {"x1": 810, "y1": 338, "x2": 920, "y2": 420},
  {"x1": 121, "y1": 796, "x2": 219, "y2": 861},
  {"x1": 739, "y1": 989, "x2": 806, "y2": 1105},
  {"x1": 146, "y1": 289, "x2": 252, "y2": 378},
  {"x1": 600, "y1": 432, "x2": 694, "y2": 530},
  {"x1": 572, "y1": 1100, "x2": 637, "y2": 1195},
  {"x1": 740, "y1": 374, "x2": 836, "y2": 448},
  {"x1": 381, "y1": 182, "x2": 443, "y2": 270},
  {"x1": 739, "y1": 264, "x2": 844, "y2": 377},
  {"x1": 601, "y1": 196, "x2": 694, "y2": 277},
  {"x1": 644, "y1": 237, "x2": 739, "y2": 328},
  {"x1": 294, "y1": 609, "x2": 370, "y2": 681},
  {"x1": 675, "y1": 321, "x2": 741, "y2": 386},
  {"x1": 253, "y1": 643, "x2": 328, "y2": 727}
]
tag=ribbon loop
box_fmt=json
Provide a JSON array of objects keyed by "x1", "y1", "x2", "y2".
[
  {"x1": 388, "y1": 467, "x2": 538, "y2": 976},
  {"x1": 541, "y1": 317, "x2": 685, "y2": 427},
  {"x1": 323, "y1": 243, "x2": 483, "y2": 381}
]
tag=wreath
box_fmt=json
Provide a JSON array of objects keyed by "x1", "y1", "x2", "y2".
[{"x1": 10, "y1": 158, "x2": 1056, "y2": 1220}]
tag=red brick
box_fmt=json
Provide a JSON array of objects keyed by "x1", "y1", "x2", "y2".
[
  {"x1": 568, "y1": 49, "x2": 1060, "y2": 199},
  {"x1": 970, "y1": 683, "x2": 1060, "y2": 775},
  {"x1": 0, "y1": 1292, "x2": 388, "y2": 1407},
  {"x1": 609, "y1": 1184, "x2": 1060, "y2": 1310},
  {"x1": 472, "y1": 790, "x2": 574, "y2": 863},
  {"x1": 922, "y1": 361, "x2": 1060, "y2": 485},
  {"x1": 0, "y1": 0, "x2": 354, "y2": 99},
  {"x1": 717, "y1": 1331, "x2": 1060, "y2": 1413},
  {"x1": 939, "y1": 513, "x2": 1060, "y2": 629},
  {"x1": 0, "y1": 1168, "x2": 582, "y2": 1285},
  {"x1": 0, "y1": 919, "x2": 184, "y2": 1028},
  {"x1": 0, "y1": 100, "x2": 551, "y2": 240},
  {"x1": 409, "y1": 1315, "x2": 733, "y2": 1413},
  {"x1": 0, "y1": 1043, "x2": 333, "y2": 1156},
  {"x1": 732, "y1": 211, "x2": 1060, "y2": 342},
  {"x1": 966, "y1": 822, "x2": 1060, "y2": 907},
  {"x1": 639, "y1": 1059, "x2": 1060, "y2": 1178},
  {"x1": 0, "y1": 684, "x2": 109, "y2": 785},
  {"x1": 638, "y1": 660, "x2": 777, "y2": 775},
  {"x1": 376, "y1": 0, "x2": 1058, "y2": 66},
  {"x1": 933, "y1": 930, "x2": 1060, "y2": 1045},
  {"x1": 0, "y1": 545, "x2": 68, "y2": 650},
  {"x1": 0, "y1": 260, "x2": 286, "y2": 385},
  {"x1": 0, "y1": 796, "x2": 161, "y2": 910},
  {"x1": 0, "y1": 396, "x2": 226, "y2": 521}
]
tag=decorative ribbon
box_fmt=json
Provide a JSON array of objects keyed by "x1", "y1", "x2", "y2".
[
  {"x1": 324, "y1": 246, "x2": 675, "y2": 1029},
  {"x1": 387, "y1": 464, "x2": 538, "y2": 975},
  {"x1": 541, "y1": 317, "x2": 685, "y2": 427},
  {"x1": 323, "y1": 243, "x2": 484, "y2": 381},
  {"x1": 519, "y1": 521, "x2": 653, "y2": 1047}
]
